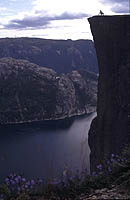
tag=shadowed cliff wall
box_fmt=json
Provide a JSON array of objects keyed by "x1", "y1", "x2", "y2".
[{"x1": 88, "y1": 15, "x2": 130, "y2": 171}]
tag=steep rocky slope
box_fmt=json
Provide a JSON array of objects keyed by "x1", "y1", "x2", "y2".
[
  {"x1": 88, "y1": 15, "x2": 130, "y2": 171},
  {"x1": 0, "y1": 38, "x2": 98, "y2": 74},
  {"x1": 0, "y1": 57, "x2": 97, "y2": 125}
]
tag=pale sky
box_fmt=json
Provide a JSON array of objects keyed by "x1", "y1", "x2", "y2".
[{"x1": 0, "y1": 0, "x2": 129, "y2": 40}]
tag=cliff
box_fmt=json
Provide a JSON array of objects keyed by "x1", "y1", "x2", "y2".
[
  {"x1": 88, "y1": 16, "x2": 130, "y2": 171},
  {"x1": 0, "y1": 57, "x2": 97, "y2": 125},
  {"x1": 0, "y1": 38, "x2": 98, "y2": 74}
]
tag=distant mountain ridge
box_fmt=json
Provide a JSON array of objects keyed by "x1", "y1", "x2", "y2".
[{"x1": 0, "y1": 38, "x2": 98, "y2": 74}]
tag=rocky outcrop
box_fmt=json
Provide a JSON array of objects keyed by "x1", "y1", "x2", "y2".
[
  {"x1": 0, "y1": 57, "x2": 97, "y2": 125},
  {"x1": 0, "y1": 38, "x2": 98, "y2": 74},
  {"x1": 88, "y1": 16, "x2": 130, "y2": 171}
]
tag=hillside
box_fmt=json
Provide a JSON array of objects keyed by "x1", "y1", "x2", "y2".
[
  {"x1": 0, "y1": 38, "x2": 98, "y2": 74},
  {"x1": 0, "y1": 57, "x2": 97, "y2": 125}
]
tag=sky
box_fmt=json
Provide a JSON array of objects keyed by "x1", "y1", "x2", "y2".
[{"x1": 0, "y1": 0, "x2": 129, "y2": 40}]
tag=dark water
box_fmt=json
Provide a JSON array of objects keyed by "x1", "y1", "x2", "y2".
[{"x1": 0, "y1": 112, "x2": 96, "y2": 181}]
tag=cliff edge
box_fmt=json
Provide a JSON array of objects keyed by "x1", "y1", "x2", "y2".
[{"x1": 88, "y1": 16, "x2": 130, "y2": 171}]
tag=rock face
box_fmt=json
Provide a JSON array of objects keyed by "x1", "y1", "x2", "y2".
[
  {"x1": 0, "y1": 38, "x2": 98, "y2": 74},
  {"x1": 88, "y1": 16, "x2": 130, "y2": 171},
  {"x1": 0, "y1": 57, "x2": 97, "y2": 125}
]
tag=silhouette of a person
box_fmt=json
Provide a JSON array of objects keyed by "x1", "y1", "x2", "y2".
[{"x1": 99, "y1": 10, "x2": 104, "y2": 15}]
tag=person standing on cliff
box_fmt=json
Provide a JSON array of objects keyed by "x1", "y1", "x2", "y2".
[{"x1": 99, "y1": 10, "x2": 104, "y2": 15}]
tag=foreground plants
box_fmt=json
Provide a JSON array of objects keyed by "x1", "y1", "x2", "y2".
[
  {"x1": 0, "y1": 173, "x2": 44, "y2": 200},
  {"x1": 1, "y1": 145, "x2": 130, "y2": 199}
]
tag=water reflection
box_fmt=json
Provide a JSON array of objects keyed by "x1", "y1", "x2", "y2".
[{"x1": 0, "y1": 112, "x2": 96, "y2": 181}]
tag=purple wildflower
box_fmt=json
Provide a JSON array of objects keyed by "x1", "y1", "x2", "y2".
[
  {"x1": 17, "y1": 187, "x2": 21, "y2": 192},
  {"x1": 26, "y1": 181, "x2": 30, "y2": 186},
  {"x1": 107, "y1": 160, "x2": 110, "y2": 164},
  {"x1": 30, "y1": 185, "x2": 34, "y2": 190},
  {"x1": 9, "y1": 173, "x2": 14, "y2": 178},
  {"x1": 50, "y1": 180, "x2": 60, "y2": 185},
  {"x1": 5, "y1": 178, "x2": 9, "y2": 182},
  {"x1": 25, "y1": 185, "x2": 28, "y2": 189},
  {"x1": 75, "y1": 169, "x2": 79, "y2": 174},
  {"x1": 17, "y1": 175, "x2": 22, "y2": 180},
  {"x1": 110, "y1": 158, "x2": 115, "y2": 163},
  {"x1": 22, "y1": 178, "x2": 26, "y2": 182},
  {"x1": 69, "y1": 177, "x2": 73, "y2": 181},
  {"x1": 10, "y1": 180, "x2": 15, "y2": 185},
  {"x1": 38, "y1": 179, "x2": 43, "y2": 184},
  {"x1": 5, "y1": 181, "x2": 10, "y2": 186},
  {"x1": 92, "y1": 171, "x2": 97, "y2": 176},
  {"x1": 97, "y1": 164, "x2": 102, "y2": 170},
  {"x1": 108, "y1": 166, "x2": 112, "y2": 172},
  {"x1": 31, "y1": 179, "x2": 35, "y2": 185},
  {"x1": 15, "y1": 177, "x2": 19, "y2": 183}
]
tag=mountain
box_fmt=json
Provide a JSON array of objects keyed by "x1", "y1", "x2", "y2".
[
  {"x1": 0, "y1": 38, "x2": 98, "y2": 74},
  {"x1": 0, "y1": 57, "x2": 97, "y2": 125},
  {"x1": 88, "y1": 15, "x2": 130, "y2": 172}
]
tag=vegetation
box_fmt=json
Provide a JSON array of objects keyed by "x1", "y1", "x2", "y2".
[
  {"x1": 1, "y1": 145, "x2": 130, "y2": 199},
  {"x1": 0, "y1": 58, "x2": 97, "y2": 124}
]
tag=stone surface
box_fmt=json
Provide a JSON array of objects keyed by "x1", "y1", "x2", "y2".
[
  {"x1": 88, "y1": 16, "x2": 130, "y2": 171},
  {"x1": 35, "y1": 186, "x2": 130, "y2": 199},
  {"x1": 0, "y1": 57, "x2": 97, "y2": 125},
  {"x1": 0, "y1": 38, "x2": 98, "y2": 74}
]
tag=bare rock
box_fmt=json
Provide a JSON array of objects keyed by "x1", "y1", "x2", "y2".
[{"x1": 88, "y1": 15, "x2": 130, "y2": 171}]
